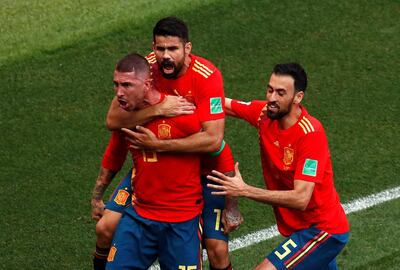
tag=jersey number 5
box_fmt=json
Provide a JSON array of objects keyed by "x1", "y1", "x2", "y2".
[{"x1": 274, "y1": 239, "x2": 297, "y2": 260}]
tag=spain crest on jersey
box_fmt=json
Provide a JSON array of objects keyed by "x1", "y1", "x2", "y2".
[
  {"x1": 113, "y1": 189, "x2": 130, "y2": 206},
  {"x1": 158, "y1": 123, "x2": 172, "y2": 139},
  {"x1": 283, "y1": 146, "x2": 294, "y2": 166}
]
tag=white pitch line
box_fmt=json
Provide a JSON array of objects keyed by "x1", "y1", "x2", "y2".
[
  {"x1": 149, "y1": 186, "x2": 400, "y2": 269},
  {"x1": 228, "y1": 186, "x2": 400, "y2": 252},
  {"x1": 341, "y1": 186, "x2": 400, "y2": 214}
]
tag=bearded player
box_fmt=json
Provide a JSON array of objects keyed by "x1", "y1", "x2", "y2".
[
  {"x1": 93, "y1": 17, "x2": 242, "y2": 270},
  {"x1": 208, "y1": 63, "x2": 350, "y2": 270}
]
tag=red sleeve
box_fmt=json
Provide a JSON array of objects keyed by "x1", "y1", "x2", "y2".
[
  {"x1": 230, "y1": 99, "x2": 268, "y2": 127},
  {"x1": 101, "y1": 131, "x2": 128, "y2": 172},
  {"x1": 294, "y1": 132, "x2": 330, "y2": 183},
  {"x1": 196, "y1": 69, "x2": 225, "y2": 122}
]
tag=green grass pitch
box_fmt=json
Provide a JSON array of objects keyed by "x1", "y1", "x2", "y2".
[{"x1": 0, "y1": 0, "x2": 399, "y2": 269}]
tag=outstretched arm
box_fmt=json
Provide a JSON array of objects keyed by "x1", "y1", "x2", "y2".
[
  {"x1": 207, "y1": 162, "x2": 315, "y2": 211},
  {"x1": 224, "y1": 98, "x2": 238, "y2": 117},
  {"x1": 106, "y1": 96, "x2": 196, "y2": 130}
]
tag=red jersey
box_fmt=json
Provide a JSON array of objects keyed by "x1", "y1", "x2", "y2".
[
  {"x1": 231, "y1": 99, "x2": 349, "y2": 236},
  {"x1": 146, "y1": 52, "x2": 225, "y2": 123},
  {"x1": 102, "y1": 112, "x2": 203, "y2": 222}
]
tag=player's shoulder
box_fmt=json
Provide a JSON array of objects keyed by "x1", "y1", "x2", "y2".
[
  {"x1": 145, "y1": 52, "x2": 157, "y2": 64},
  {"x1": 190, "y1": 54, "x2": 220, "y2": 80},
  {"x1": 297, "y1": 107, "x2": 324, "y2": 135}
]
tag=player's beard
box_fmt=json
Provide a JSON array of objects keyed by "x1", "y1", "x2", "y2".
[
  {"x1": 266, "y1": 98, "x2": 294, "y2": 120},
  {"x1": 160, "y1": 59, "x2": 184, "y2": 79}
]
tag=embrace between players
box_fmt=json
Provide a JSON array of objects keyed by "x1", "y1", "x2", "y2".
[{"x1": 91, "y1": 17, "x2": 349, "y2": 270}]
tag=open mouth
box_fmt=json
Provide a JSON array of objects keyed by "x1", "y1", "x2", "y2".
[
  {"x1": 161, "y1": 61, "x2": 175, "y2": 74},
  {"x1": 118, "y1": 99, "x2": 128, "y2": 108},
  {"x1": 267, "y1": 103, "x2": 279, "y2": 112}
]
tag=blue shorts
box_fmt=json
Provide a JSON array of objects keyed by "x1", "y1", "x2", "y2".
[
  {"x1": 106, "y1": 207, "x2": 202, "y2": 270},
  {"x1": 267, "y1": 227, "x2": 349, "y2": 270},
  {"x1": 105, "y1": 169, "x2": 132, "y2": 213},
  {"x1": 201, "y1": 176, "x2": 228, "y2": 242},
  {"x1": 106, "y1": 171, "x2": 228, "y2": 242}
]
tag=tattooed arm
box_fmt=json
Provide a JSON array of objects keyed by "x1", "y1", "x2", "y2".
[
  {"x1": 221, "y1": 171, "x2": 243, "y2": 234},
  {"x1": 91, "y1": 166, "x2": 118, "y2": 221}
]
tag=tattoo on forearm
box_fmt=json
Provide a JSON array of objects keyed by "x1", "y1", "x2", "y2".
[
  {"x1": 225, "y1": 196, "x2": 239, "y2": 208},
  {"x1": 91, "y1": 168, "x2": 117, "y2": 200}
]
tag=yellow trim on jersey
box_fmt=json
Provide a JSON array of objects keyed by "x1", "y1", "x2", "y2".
[
  {"x1": 145, "y1": 53, "x2": 157, "y2": 64},
  {"x1": 192, "y1": 59, "x2": 214, "y2": 78},
  {"x1": 192, "y1": 66, "x2": 210, "y2": 78},
  {"x1": 302, "y1": 117, "x2": 315, "y2": 131},
  {"x1": 298, "y1": 122, "x2": 308, "y2": 134},
  {"x1": 146, "y1": 57, "x2": 156, "y2": 64},
  {"x1": 194, "y1": 59, "x2": 213, "y2": 74},
  {"x1": 299, "y1": 116, "x2": 315, "y2": 134}
]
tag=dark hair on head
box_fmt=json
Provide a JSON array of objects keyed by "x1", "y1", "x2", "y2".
[
  {"x1": 115, "y1": 53, "x2": 150, "y2": 78},
  {"x1": 273, "y1": 63, "x2": 307, "y2": 92},
  {"x1": 153, "y1": 16, "x2": 189, "y2": 43}
]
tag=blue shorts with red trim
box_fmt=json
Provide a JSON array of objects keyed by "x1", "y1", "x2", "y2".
[
  {"x1": 267, "y1": 227, "x2": 349, "y2": 270},
  {"x1": 201, "y1": 176, "x2": 228, "y2": 242},
  {"x1": 105, "y1": 171, "x2": 229, "y2": 242},
  {"x1": 105, "y1": 207, "x2": 202, "y2": 270},
  {"x1": 104, "y1": 169, "x2": 132, "y2": 213}
]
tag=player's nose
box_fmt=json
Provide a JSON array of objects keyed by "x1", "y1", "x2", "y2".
[
  {"x1": 162, "y1": 50, "x2": 172, "y2": 60},
  {"x1": 115, "y1": 85, "x2": 124, "y2": 97},
  {"x1": 267, "y1": 91, "x2": 277, "y2": 103}
]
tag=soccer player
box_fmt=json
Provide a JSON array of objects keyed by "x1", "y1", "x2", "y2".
[
  {"x1": 100, "y1": 17, "x2": 241, "y2": 270},
  {"x1": 93, "y1": 131, "x2": 238, "y2": 270},
  {"x1": 207, "y1": 63, "x2": 350, "y2": 270},
  {"x1": 103, "y1": 52, "x2": 204, "y2": 269}
]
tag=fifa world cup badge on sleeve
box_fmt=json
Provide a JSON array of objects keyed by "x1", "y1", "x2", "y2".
[
  {"x1": 210, "y1": 97, "x2": 223, "y2": 114},
  {"x1": 302, "y1": 159, "x2": 318, "y2": 177}
]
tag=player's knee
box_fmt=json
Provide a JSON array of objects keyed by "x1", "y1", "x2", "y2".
[
  {"x1": 206, "y1": 240, "x2": 229, "y2": 266},
  {"x1": 254, "y1": 258, "x2": 276, "y2": 270},
  {"x1": 95, "y1": 218, "x2": 114, "y2": 242}
]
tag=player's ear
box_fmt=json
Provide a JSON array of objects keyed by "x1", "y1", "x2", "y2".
[
  {"x1": 294, "y1": 91, "x2": 304, "y2": 104},
  {"x1": 185, "y1": 42, "x2": 192, "y2": 55},
  {"x1": 144, "y1": 78, "x2": 152, "y2": 90}
]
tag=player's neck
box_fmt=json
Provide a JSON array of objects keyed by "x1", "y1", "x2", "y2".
[
  {"x1": 278, "y1": 105, "x2": 302, "y2": 130},
  {"x1": 145, "y1": 89, "x2": 162, "y2": 106}
]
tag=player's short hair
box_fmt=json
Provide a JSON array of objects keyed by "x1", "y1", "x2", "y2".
[
  {"x1": 115, "y1": 53, "x2": 150, "y2": 79},
  {"x1": 153, "y1": 16, "x2": 189, "y2": 43},
  {"x1": 273, "y1": 63, "x2": 307, "y2": 93}
]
